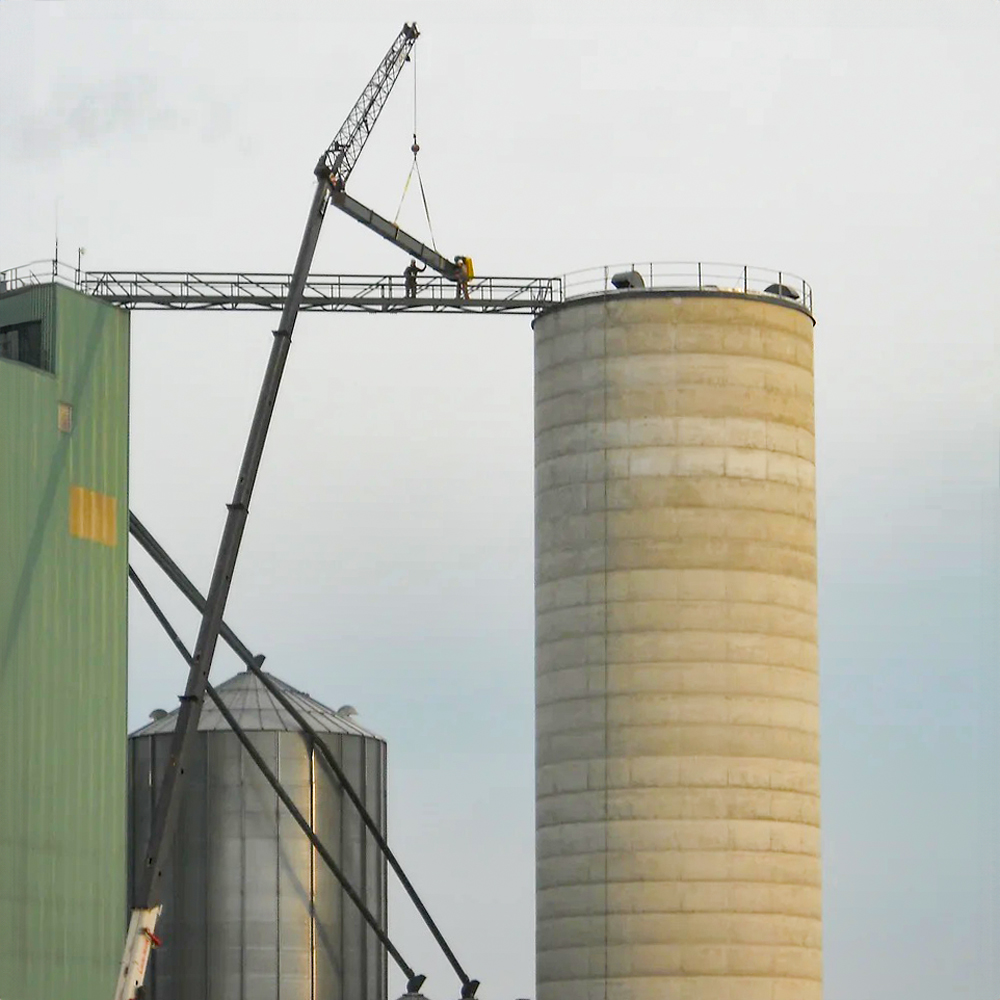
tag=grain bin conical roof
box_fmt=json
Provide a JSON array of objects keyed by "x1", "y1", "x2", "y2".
[{"x1": 129, "y1": 669, "x2": 380, "y2": 738}]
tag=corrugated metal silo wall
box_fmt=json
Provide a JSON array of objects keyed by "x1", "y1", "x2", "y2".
[
  {"x1": 129, "y1": 729, "x2": 388, "y2": 1000},
  {"x1": 0, "y1": 284, "x2": 130, "y2": 1000}
]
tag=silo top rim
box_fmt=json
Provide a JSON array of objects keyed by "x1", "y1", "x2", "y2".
[
  {"x1": 129, "y1": 669, "x2": 382, "y2": 740},
  {"x1": 545, "y1": 261, "x2": 813, "y2": 321}
]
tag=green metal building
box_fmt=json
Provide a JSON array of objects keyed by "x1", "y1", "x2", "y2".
[{"x1": 0, "y1": 283, "x2": 130, "y2": 1000}]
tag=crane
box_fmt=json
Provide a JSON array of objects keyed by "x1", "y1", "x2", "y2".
[
  {"x1": 113, "y1": 23, "x2": 475, "y2": 1000},
  {"x1": 320, "y1": 23, "x2": 468, "y2": 284}
]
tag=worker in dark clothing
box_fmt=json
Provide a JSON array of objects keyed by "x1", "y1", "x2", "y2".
[{"x1": 404, "y1": 259, "x2": 425, "y2": 299}]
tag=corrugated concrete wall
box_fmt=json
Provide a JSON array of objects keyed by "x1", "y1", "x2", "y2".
[
  {"x1": 534, "y1": 292, "x2": 820, "y2": 1000},
  {"x1": 0, "y1": 284, "x2": 130, "y2": 1000}
]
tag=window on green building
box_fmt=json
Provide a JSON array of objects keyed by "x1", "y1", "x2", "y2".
[{"x1": 0, "y1": 320, "x2": 50, "y2": 372}]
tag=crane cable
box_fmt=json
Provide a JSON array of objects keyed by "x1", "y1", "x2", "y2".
[{"x1": 393, "y1": 48, "x2": 439, "y2": 251}]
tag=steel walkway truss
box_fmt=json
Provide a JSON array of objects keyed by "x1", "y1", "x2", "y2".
[{"x1": 81, "y1": 271, "x2": 562, "y2": 314}]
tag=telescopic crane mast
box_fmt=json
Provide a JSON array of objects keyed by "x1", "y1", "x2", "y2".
[{"x1": 114, "y1": 23, "x2": 450, "y2": 1000}]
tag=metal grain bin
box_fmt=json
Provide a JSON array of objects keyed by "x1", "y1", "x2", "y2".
[{"x1": 129, "y1": 670, "x2": 387, "y2": 1000}]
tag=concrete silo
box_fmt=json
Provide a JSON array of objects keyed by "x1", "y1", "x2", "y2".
[
  {"x1": 129, "y1": 670, "x2": 387, "y2": 1000},
  {"x1": 534, "y1": 267, "x2": 820, "y2": 1000}
]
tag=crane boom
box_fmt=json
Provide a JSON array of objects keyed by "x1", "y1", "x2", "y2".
[
  {"x1": 113, "y1": 24, "x2": 421, "y2": 1000},
  {"x1": 319, "y1": 22, "x2": 465, "y2": 282},
  {"x1": 325, "y1": 23, "x2": 419, "y2": 188}
]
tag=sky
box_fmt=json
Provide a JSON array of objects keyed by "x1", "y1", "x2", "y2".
[{"x1": 1, "y1": 2, "x2": 998, "y2": 998}]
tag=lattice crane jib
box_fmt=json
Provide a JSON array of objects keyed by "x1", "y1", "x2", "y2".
[
  {"x1": 324, "y1": 23, "x2": 420, "y2": 189},
  {"x1": 314, "y1": 22, "x2": 467, "y2": 281}
]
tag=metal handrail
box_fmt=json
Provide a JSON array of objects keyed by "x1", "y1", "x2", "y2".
[
  {"x1": 0, "y1": 258, "x2": 81, "y2": 291},
  {"x1": 3, "y1": 258, "x2": 811, "y2": 314},
  {"x1": 73, "y1": 271, "x2": 561, "y2": 314},
  {"x1": 0, "y1": 263, "x2": 562, "y2": 315},
  {"x1": 562, "y1": 261, "x2": 813, "y2": 314}
]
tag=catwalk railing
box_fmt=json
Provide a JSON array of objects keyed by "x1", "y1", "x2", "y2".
[
  {"x1": 81, "y1": 271, "x2": 562, "y2": 315},
  {"x1": 563, "y1": 261, "x2": 813, "y2": 314},
  {"x1": 1, "y1": 261, "x2": 813, "y2": 316}
]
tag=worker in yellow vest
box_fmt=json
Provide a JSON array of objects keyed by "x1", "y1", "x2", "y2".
[{"x1": 454, "y1": 255, "x2": 471, "y2": 301}]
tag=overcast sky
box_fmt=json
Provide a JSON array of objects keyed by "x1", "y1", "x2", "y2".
[{"x1": 1, "y1": 3, "x2": 998, "y2": 998}]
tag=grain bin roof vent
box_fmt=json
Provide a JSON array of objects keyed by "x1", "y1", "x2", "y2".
[{"x1": 129, "y1": 669, "x2": 380, "y2": 738}]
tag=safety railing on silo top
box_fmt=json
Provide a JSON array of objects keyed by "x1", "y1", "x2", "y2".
[{"x1": 562, "y1": 261, "x2": 813, "y2": 315}]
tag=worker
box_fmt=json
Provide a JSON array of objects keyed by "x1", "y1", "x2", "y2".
[
  {"x1": 404, "y1": 258, "x2": 425, "y2": 299},
  {"x1": 454, "y1": 255, "x2": 470, "y2": 302}
]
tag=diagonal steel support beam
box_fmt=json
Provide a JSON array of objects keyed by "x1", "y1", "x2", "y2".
[
  {"x1": 128, "y1": 510, "x2": 478, "y2": 995},
  {"x1": 330, "y1": 189, "x2": 461, "y2": 280},
  {"x1": 128, "y1": 565, "x2": 426, "y2": 992}
]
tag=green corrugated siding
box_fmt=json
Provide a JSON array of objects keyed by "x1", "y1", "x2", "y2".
[{"x1": 0, "y1": 284, "x2": 129, "y2": 1000}]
